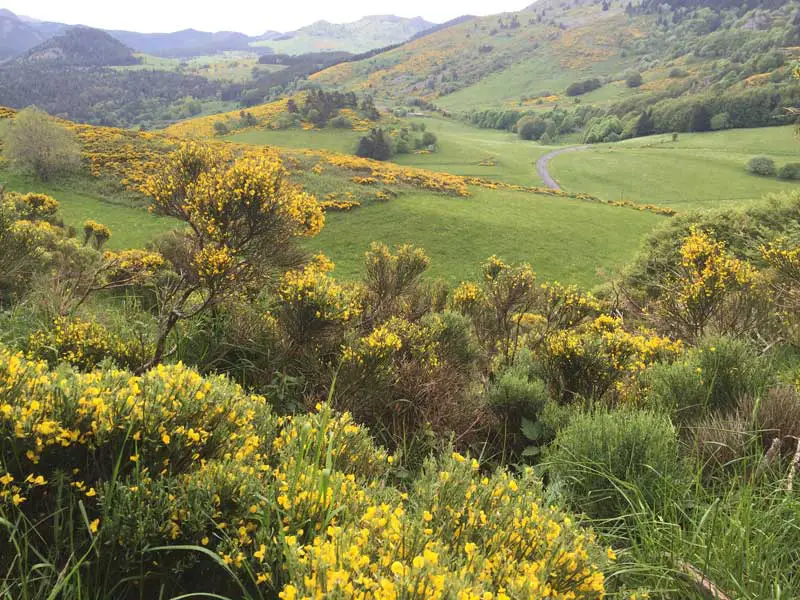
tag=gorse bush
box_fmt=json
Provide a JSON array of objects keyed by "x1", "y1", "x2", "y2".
[
  {"x1": 547, "y1": 409, "x2": 687, "y2": 522},
  {"x1": 0, "y1": 347, "x2": 613, "y2": 599}
]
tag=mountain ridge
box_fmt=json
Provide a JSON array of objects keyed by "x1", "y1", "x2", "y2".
[{"x1": 0, "y1": 8, "x2": 440, "y2": 58}]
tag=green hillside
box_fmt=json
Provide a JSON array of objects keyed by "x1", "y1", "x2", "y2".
[{"x1": 309, "y1": 0, "x2": 800, "y2": 128}]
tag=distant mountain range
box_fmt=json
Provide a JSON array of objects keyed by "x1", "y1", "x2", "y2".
[
  {"x1": 251, "y1": 15, "x2": 436, "y2": 54},
  {"x1": 0, "y1": 8, "x2": 437, "y2": 60}
]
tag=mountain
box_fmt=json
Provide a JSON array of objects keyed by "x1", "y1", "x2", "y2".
[
  {"x1": 106, "y1": 28, "x2": 259, "y2": 58},
  {"x1": 16, "y1": 26, "x2": 139, "y2": 66},
  {"x1": 252, "y1": 15, "x2": 436, "y2": 55},
  {"x1": 0, "y1": 8, "x2": 49, "y2": 59},
  {"x1": 309, "y1": 0, "x2": 800, "y2": 117}
]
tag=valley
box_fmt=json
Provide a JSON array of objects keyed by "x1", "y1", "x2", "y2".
[{"x1": 2, "y1": 1, "x2": 800, "y2": 599}]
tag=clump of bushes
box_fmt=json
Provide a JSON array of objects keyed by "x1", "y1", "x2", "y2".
[
  {"x1": 747, "y1": 155, "x2": 777, "y2": 177},
  {"x1": 625, "y1": 71, "x2": 644, "y2": 88},
  {"x1": 0, "y1": 346, "x2": 613, "y2": 599},
  {"x1": 778, "y1": 162, "x2": 800, "y2": 180},
  {"x1": 566, "y1": 78, "x2": 602, "y2": 97}
]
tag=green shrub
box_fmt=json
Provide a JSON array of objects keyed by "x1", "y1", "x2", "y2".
[
  {"x1": 645, "y1": 336, "x2": 773, "y2": 423},
  {"x1": 625, "y1": 71, "x2": 644, "y2": 88},
  {"x1": 548, "y1": 409, "x2": 687, "y2": 521},
  {"x1": 212, "y1": 120, "x2": 229, "y2": 135},
  {"x1": 329, "y1": 115, "x2": 352, "y2": 129},
  {"x1": 421, "y1": 131, "x2": 438, "y2": 147},
  {"x1": 778, "y1": 162, "x2": 800, "y2": 180},
  {"x1": 747, "y1": 155, "x2": 777, "y2": 177},
  {"x1": 517, "y1": 116, "x2": 547, "y2": 140},
  {"x1": 487, "y1": 359, "x2": 550, "y2": 450},
  {"x1": 710, "y1": 112, "x2": 731, "y2": 130}
]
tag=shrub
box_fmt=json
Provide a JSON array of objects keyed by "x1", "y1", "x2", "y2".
[
  {"x1": 421, "y1": 131, "x2": 438, "y2": 147},
  {"x1": 747, "y1": 155, "x2": 777, "y2": 177},
  {"x1": 710, "y1": 112, "x2": 731, "y2": 130},
  {"x1": 778, "y1": 162, "x2": 800, "y2": 180},
  {"x1": 487, "y1": 357, "x2": 550, "y2": 451},
  {"x1": 566, "y1": 78, "x2": 602, "y2": 97},
  {"x1": 27, "y1": 316, "x2": 148, "y2": 372},
  {"x1": 626, "y1": 71, "x2": 644, "y2": 88},
  {"x1": 212, "y1": 120, "x2": 229, "y2": 135},
  {"x1": 329, "y1": 115, "x2": 352, "y2": 129},
  {"x1": 517, "y1": 116, "x2": 547, "y2": 140},
  {"x1": 1, "y1": 106, "x2": 81, "y2": 181},
  {"x1": 0, "y1": 347, "x2": 613, "y2": 599},
  {"x1": 548, "y1": 409, "x2": 687, "y2": 521},
  {"x1": 645, "y1": 336, "x2": 773, "y2": 423}
]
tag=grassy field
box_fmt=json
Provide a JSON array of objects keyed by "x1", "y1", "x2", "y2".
[
  {"x1": 228, "y1": 117, "x2": 559, "y2": 186},
  {"x1": 392, "y1": 118, "x2": 558, "y2": 186},
  {"x1": 1, "y1": 169, "x2": 176, "y2": 250},
  {"x1": 305, "y1": 187, "x2": 663, "y2": 288},
  {"x1": 437, "y1": 51, "x2": 636, "y2": 113},
  {"x1": 549, "y1": 126, "x2": 800, "y2": 209}
]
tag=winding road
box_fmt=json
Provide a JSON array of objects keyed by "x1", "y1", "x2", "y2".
[{"x1": 535, "y1": 145, "x2": 589, "y2": 191}]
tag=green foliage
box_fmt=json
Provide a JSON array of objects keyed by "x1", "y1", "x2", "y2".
[
  {"x1": 644, "y1": 336, "x2": 773, "y2": 423},
  {"x1": 355, "y1": 127, "x2": 393, "y2": 160},
  {"x1": 778, "y1": 162, "x2": 800, "y2": 180},
  {"x1": 1, "y1": 107, "x2": 81, "y2": 181},
  {"x1": 710, "y1": 111, "x2": 731, "y2": 130},
  {"x1": 566, "y1": 78, "x2": 602, "y2": 97},
  {"x1": 625, "y1": 71, "x2": 644, "y2": 88},
  {"x1": 747, "y1": 155, "x2": 777, "y2": 177},
  {"x1": 547, "y1": 409, "x2": 687, "y2": 521},
  {"x1": 487, "y1": 353, "x2": 551, "y2": 451},
  {"x1": 517, "y1": 115, "x2": 547, "y2": 140}
]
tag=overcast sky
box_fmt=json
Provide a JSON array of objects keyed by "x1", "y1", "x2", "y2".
[{"x1": 10, "y1": 1, "x2": 530, "y2": 35}]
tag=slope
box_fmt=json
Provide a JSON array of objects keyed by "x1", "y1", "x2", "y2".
[
  {"x1": 15, "y1": 26, "x2": 139, "y2": 66},
  {"x1": 309, "y1": 0, "x2": 800, "y2": 121}
]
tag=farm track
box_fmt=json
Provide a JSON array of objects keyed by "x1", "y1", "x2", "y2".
[{"x1": 536, "y1": 145, "x2": 589, "y2": 190}]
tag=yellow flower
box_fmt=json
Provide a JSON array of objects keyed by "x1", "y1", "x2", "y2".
[
  {"x1": 254, "y1": 544, "x2": 266, "y2": 562},
  {"x1": 89, "y1": 519, "x2": 100, "y2": 533},
  {"x1": 162, "y1": 433, "x2": 171, "y2": 445}
]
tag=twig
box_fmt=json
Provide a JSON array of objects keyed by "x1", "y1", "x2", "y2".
[
  {"x1": 677, "y1": 561, "x2": 732, "y2": 600},
  {"x1": 755, "y1": 437, "x2": 781, "y2": 480},
  {"x1": 787, "y1": 436, "x2": 800, "y2": 492}
]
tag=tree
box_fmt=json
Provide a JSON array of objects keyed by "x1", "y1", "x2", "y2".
[
  {"x1": 635, "y1": 109, "x2": 655, "y2": 137},
  {"x1": 517, "y1": 116, "x2": 547, "y2": 140},
  {"x1": 356, "y1": 128, "x2": 393, "y2": 161},
  {"x1": 141, "y1": 143, "x2": 324, "y2": 369},
  {"x1": 625, "y1": 72, "x2": 644, "y2": 88},
  {"x1": 746, "y1": 156, "x2": 777, "y2": 177},
  {"x1": 1, "y1": 107, "x2": 81, "y2": 181}
]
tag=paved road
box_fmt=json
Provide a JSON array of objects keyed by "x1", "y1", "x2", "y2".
[{"x1": 535, "y1": 145, "x2": 589, "y2": 191}]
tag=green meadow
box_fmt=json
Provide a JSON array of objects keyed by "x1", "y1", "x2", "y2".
[
  {"x1": 550, "y1": 126, "x2": 800, "y2": 209},
  {"x1": 0, "y1": 169, "x2": 176, "y2": 250},
  {"x1": 305, "y1": 187, "x2": 663, "y2": 288}
]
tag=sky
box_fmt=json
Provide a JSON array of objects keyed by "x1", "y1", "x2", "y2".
[{"x1": 10, "y1": 1, "x2": 530, "y2": 35}]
